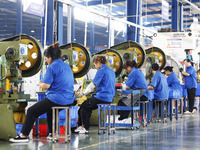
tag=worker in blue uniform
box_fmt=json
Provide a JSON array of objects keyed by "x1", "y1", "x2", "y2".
[
  {"x1": 148, "y1": 63, "x2": 169, "y2": 103},
  {"x1": 181, "y1": 59, "x2": 197, "y2": 114},
  {"x1": 118, "y1": 60, "x2": 148, "y2": 121},
  {"x1": 164, "y1": 66, "x2": 182, "y2": 97},
  {"x1": 10, "y1": 42, "x2": 75, "y2": 143},
  {"x1": 75, "y1": 55, "x2": 115, "y2": 134}
]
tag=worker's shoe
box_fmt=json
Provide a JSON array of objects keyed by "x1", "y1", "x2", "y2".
[
  {"x1": 184, "y1": 110, "x2": 193, "y2": 115},
  {"x1": 74, "y1": 126, "x2": 84, "y2": 133},
  {"x1": 9, "y1": 135, "x2": 29, "y2": 143},
  {"x1": 78, "y1": 127, "x2": 89, "y2": 134},
  {"x1": 47, "y1": 134, "x2": 53, "y2": 140},
  {"x1": 192, "y1": 109, "x2": 196, "y2": 114}
]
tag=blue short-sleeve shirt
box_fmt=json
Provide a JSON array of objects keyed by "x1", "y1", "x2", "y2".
[
  {"x1": 184, "y1": 65, "x2": 197, "y2": 89},
  {"x1": 93, "y1": 64, "x2": 116, "y2": 102},
  {"x1": 125, "y1": 67, "x2": 147, "y2": 90},
  {"x1": 150, "y1": 71, "x2": 169, "y2": 100},
  {"x1": 42, "y1": 59, "x2": 75, "y2": 105},
  {"x1": 167, "y1": 72, "x2": 182, "y2": 90}
]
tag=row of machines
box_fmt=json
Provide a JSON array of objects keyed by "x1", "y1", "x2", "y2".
[
  {"x1": 0, "y1": 34, "x2": 92, "y2": 141},
  {"x1": 0, "y1": 34, "x2": 177, "y2": 140}
]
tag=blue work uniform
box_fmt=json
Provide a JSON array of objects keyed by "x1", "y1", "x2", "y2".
[
  {"x1": 184, "y1": 65, "x2": 197, "y2": 89},
  {"x1": 125, "y1": 67, "x2": 148, "y2": 89},
  {"x1": 42, "y1": 58, "x2": 75, "y2": 105},
  {"x1": 93, "y1": 64, "x2": 116, "y2": 102},
  {"x1": 167, "y1": 72, "x2": 182, "y2": 98},
  {"x1": 150, "y1": 71, "x2": 169, "y2": 100},
  {"x1": 167, "y1": 72, "x2": 181, "y2": 90}
]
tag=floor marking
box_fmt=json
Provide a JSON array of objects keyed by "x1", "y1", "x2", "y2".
[{"x1": 79, "y1": 117, "x2": 197, "y2": 149}]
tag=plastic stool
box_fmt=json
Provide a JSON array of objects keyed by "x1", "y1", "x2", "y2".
[
  {"x1": 52, "y1": 107, "x2": 71, "y2": 143},
  {"x1": 154, "y1": 100, "x2": 168, "y2": 123},
  {"x1": 98, "y1": 104, "x2": 116, "y2": 135}
]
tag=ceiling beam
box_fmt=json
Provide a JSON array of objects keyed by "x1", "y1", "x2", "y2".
[
  {"x1": 144, "y1": 19, "x2": 194, "y2": 27},
  {"x1": 78, "y1": 0, "x2": 125, "y2": 6},
  {"x1": 112, "y1": 6, "x2": 126, "y2": 12},
  {"x1": 0, "y1": 2, "x2": 16, "y2": 9}
]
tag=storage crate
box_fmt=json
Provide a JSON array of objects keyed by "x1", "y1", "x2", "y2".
[
  {"x1": 59, "y1": 106, "x2": 78, "y2": 127},
  {"x1": 16, "y1": 124, "x2": 23, "y2": 135},
  {"x1": 32, "y1": 124, "x2": 48, "y2": 136}
]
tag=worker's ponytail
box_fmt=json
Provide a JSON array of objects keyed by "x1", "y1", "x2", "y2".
[{"x1": 44, "y1": 42, "x2": 61, "y2": 61}]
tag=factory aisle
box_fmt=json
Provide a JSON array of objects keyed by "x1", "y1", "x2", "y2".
[{"x1": 0, "y1": 112, "x2": 200, "y2": 150}]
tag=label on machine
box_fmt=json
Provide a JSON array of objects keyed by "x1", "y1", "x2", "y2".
[{"x1": 20, "y1": 44, "x2": 28, "y2": 56}]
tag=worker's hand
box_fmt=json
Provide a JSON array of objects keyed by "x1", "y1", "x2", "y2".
[
  {"x1": 148, "y1": 85, "x2": 154, "y2": 90},
  {"x1": 77, "y1": 92, "x2": 84, "y2": 98},
  {"x1": 122, "y1": 83, "x2": 127, "y2": 90}
]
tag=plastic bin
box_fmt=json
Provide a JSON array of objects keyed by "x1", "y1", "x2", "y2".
[
  {"x1": 37, "y1": 93, "x2": 47, "y2": 118},
  {"x1": 32, "y1": 124, "x2": 48, "y2": 136},
  {"x1": 181, "y1": 85, "x2": 187, "y2": 96},
  {"x1": 16, "y1": 124, "x2": 23, "y2": 135},
  {"x1": 59, "y1": 106, "x2": 78, "y2": 128},
  {"x1": 195, "y1": 83, "x2": 200, "y2": 96},
  {"x1": 169, "y1": 89, "x2": 182, "y2": 99}
]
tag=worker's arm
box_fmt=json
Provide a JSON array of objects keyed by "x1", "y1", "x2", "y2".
[
  {"x1": 39, "y1": 81, "x2": 51, "y2": 89},
  {"x1": 182, "y1": 71, "x2": 190, "y2": 76},
  {"x1": 77, "y1": 82, "x2": 96, "y2": 97},
  {"x1": 83, "y1": 82, "x2": 96, "y2": 95}
]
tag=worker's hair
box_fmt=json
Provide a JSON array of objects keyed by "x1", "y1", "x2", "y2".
[
  {"x1": 123, "y1": 60, "x2": 138, "y2": 69},
  {"x1": 164, "y1": 66, "x2": 173, "y2": 72},
  {"x1": 152, "y1": 63, "x2": 159, "y2": 71},
  {"x1": 44, "y1": 42, "x2": 61, "y2": 61},
  {"x1": 93, "y1": 55, "x2": 107, "y2": 64},
  {"x1": 184, "y1": 58, "x2": 191, "y2": 63},
  {"x1": 184, "y1": 58, "x2": 194, "y2": 66}
]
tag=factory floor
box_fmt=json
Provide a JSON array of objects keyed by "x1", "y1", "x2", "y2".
[{"x1": 0, "y1": 111, "x2": 200, "y2": 150}]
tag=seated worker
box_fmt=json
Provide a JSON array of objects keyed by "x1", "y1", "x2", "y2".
[
  {"x1": 118, "y1": 60, "x2": 148, "y2": 121},
  {"x1": 75, "y1": 55, "x2": 116, "y2": 134},
  {"x1": 9, "y1": 42, "x2": 75, "y2": 143},
  {"x1": 164, "y1": 66, "x2": 182, "y2": 95},
  {"x1": 148, "y1": 63, "x2": 169, "y2": 105}
]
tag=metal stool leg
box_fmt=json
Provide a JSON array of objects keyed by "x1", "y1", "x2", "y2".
[
  {"x1": 98, "y1": 105, "x2": 101, "y2": 134},
  {"x1": 175, "y1": 100, "x2": 178, "y2": 120},
  {"x1": 170, "y1": 99, "x2": 173, "y2": 121},
  {"x1": 52, "y1": 108, "x2": 55, "y2": 142}
]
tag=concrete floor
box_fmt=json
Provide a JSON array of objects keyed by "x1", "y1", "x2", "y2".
[{"x1": 0, "y1": 112, "x2": 200, "y2": 150}]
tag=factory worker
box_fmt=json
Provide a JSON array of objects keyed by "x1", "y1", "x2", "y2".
[
  {"x1": 10, "y1": 42, "x2": 75, "y2": 143},
  {"x1": 164, "y1": 66, "x2": 182, "y2": 92},
  {"x1": 181, "y1": 59, "x2": 197, "y2": 114},
  {"x1": 148, "y1": 63, "x2": 169, "y2": 101},
  {"x1": 75, "y1": 55, "x2": 115, "y2": 134},
  {"x1": 118, "y1": 60, "x2": 148, "y2": 121}
]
